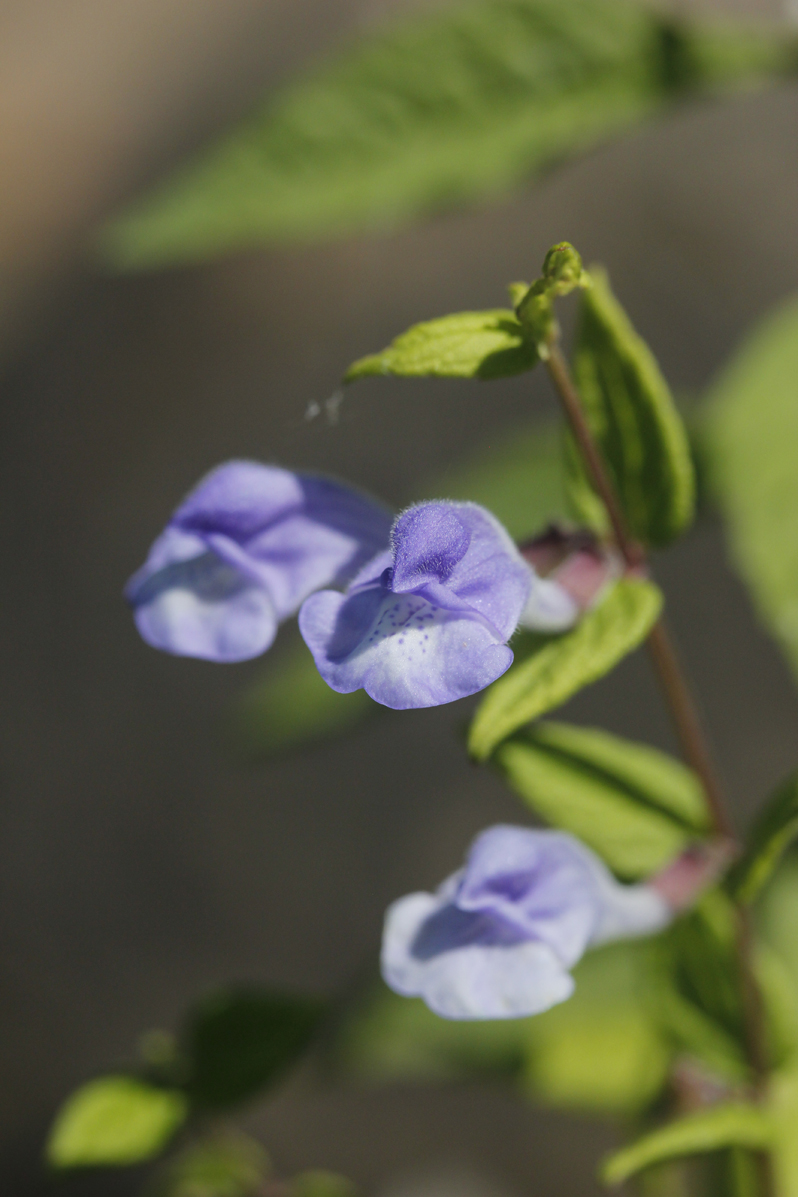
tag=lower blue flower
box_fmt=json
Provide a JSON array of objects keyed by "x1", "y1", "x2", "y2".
[
  {"x1": 298, "y1": 501, "x2": 533, "y2": 708},
  {"x1": 381, "y1": 825, "x2": 671, "y2": 1019}
]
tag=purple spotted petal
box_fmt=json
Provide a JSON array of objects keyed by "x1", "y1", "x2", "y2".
[
  {"x1": 299, "y1": 501, "x2": 531, "y2": 709},
  {"x1": 126, "y1": 462, "x2": 392, "y2": 662},
  {"x1": 391, "y1": 503, "x2": 531, "y2": 639},
  {"x1": 381, "y1": 825, "x2": 671, "y2": 1020}
]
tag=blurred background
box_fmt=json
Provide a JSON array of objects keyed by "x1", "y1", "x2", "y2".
[{"x1": 2, "y1": 0, "x2": 798, "y2": 1193}]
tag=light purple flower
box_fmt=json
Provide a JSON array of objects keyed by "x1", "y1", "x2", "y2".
[
  {"x1": 382, "y1": 825, "x2": 671, "y2": 1020},
  {"x1": 126, "y1": 461, "x2": 392, "y2": 662},
  {"x1": 298, "y1": 501, "x2": 533, "y2": 709}
]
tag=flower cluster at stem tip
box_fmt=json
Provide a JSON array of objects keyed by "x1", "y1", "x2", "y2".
[
  {"x1": 127, "y1": 461, "x2": 695, "y2": 1020},
  {"x1": 126, "y1": 460, "x2": 614, "y2": 709}
]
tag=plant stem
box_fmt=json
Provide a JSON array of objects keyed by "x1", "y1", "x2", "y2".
[
  {"x1": 542, "y1": 340, "x2": 772, "y2": 1157},
  {"x1": 545, "y1": 343, "x2": 730, "y2": 834}
]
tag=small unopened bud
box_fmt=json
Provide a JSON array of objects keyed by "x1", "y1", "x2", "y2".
[
  {"x1": 541, "y1": 242, "x2": 586, "y2": 296},
  {"x1": 518, "y1": 525, "x2": 620, "y2": 631},
  {"x1": 651, "y1": 838, "x2": 737, "y2": 914}
]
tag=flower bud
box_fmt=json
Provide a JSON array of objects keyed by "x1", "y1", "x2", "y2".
[{"x1": 518, "y1": 525, "x2": 620, "y2": 632}]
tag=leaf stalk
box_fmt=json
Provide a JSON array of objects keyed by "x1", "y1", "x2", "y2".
[{"x1": 542, "y1": 336, "x2": 773, "y2": 1194}]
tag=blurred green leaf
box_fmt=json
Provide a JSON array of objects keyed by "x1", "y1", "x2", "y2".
[
  {"x1": 494, "y1": 721, "x2": 707, "y2": 877},
  {"x1": 97, "y1": 0, "x2": 792, "y2": 268},
  {"x1": 344, "y1": 310, "x2": 538, "y2": 382},
  {"x1": 46, "y1": 1076, "x2": 187, "y2": 1170},
  {"x1": 568, "y1": 267, "x2": 695, "y2": 547},
  {"x1": 756, "y1": 852, "x2": 798, "y2": 991},
  {"x1": 703, "y1": 294, "x2": 798, "y2": 679},
  {"x1": 523, "y1": 941, "x2": 671, "y2": 1115},
  {"x1": 290, "y1": 1172, "x2": 358, "y2": 1197},
  {"x1": 232, "y1": 642, "x2": 374, "y2": 760},
  {"x1": 469, "y1": 577, "x2": 662, "y2": 761},
  {"x1": 420, "y1": 418, "x2": 568, "y2": 541},
  {"x1": 148, "y1": 1133, "x2": 270, "y2": 1197},
  {"x1": 601, "y1": 1105, "x2": 773, "y2": 1187},
  {"x1": 729, "y1": 772, "x2": 798, "y2": 904},
  {"x1": 772, "y1": 1067, "x2": 798, "y2": 1197},
  {"x1": 338, "y1": 982, "x2": 529, "y2": 1083},
  {"x1": 182, "y1": 988, "x2": 325, "y2": 1110},
  {"x1": 652, "y1": 891, "x2": 749, "y2": 1081}
]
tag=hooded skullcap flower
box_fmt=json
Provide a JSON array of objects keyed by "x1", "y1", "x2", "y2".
[
  {"x1": 126, "y1": 461, "x2": 392, "y2": 662},
  {"x1": 298, "y1": 500, "x2": 537, "y2": 709},
  {"x1": 382, "y1": 825, "x2": 671, "y2": 1020}
]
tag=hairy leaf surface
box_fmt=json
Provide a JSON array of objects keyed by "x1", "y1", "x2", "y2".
[
  {"x1": 494, "y1": 721, "x2": 707, "y2": 877},
  {"x1": 469, "y1": 577, "x2": 662, "y2": 761},
  {"x1": 568, "y1": 268, "x2": 695, "y2": 546},
  {"x1": 344, "y1": 310, "x2": 537, "y2": 382}
]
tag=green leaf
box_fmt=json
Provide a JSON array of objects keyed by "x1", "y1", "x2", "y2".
[
  {"x1": 419, "y1": 418, "x2": 568, "y2": 541},
  {"x1": 230, "y1": 642, "x2": 374, "y2": 760},
  {"x1": 344, "y1": 309, "x2": 537, "y2": 382},
  {"x1": 46, "y1": 1076, "x2": 187, "y2": 1170},
  {"x1": 523, "y1": 941, "x2": 672, "y2": 1115},
  {"x1": 729, "y1": 773, "x2": 798, "y2": 904},
  {"x1": 494, "y1": 721, "x2": 707, "y2": 878},
  {"x1": 182, "y1": 988, "x2": 324, "y2": 1110},
  {"x1": 97, "y1": 0, "x2": 792, "y2": 268},
  {"x1": 772, "y1": 1067, "x2": 798, "y2": 1197},
  {"x1": 568, "y1": 267, "x2": 695, "y2": 547},
  {"x1": 290, "y1": 1172, "x2": 358, "y2": 1197},
  {"x1": 150, "y1": 1133, "x2": 270, "y2": 1197},
  {"x1": 468, "y1": 577, "x2": 662, "y2": 761},
  {"x1": 601, "y1": 1105, "x2": 773, "y2": 1186},
  {"x1": 703, "y1": 294, "x2": 798, "y2": 679},
  {"x1": 651, "y1": 891, "x2": 749, "y2": 1081},
  {"x1": 337, "y1": 983, "x2": 529, "y2": 1084}
]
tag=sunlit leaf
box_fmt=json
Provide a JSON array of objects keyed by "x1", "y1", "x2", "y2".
[
  {"x1": 182, "y1": 988, "x2": 325, "y2": 1110},
  {"x1": 344, "y1": 310, "x2": 537, "y2": 382},
  {"x1": 703, "y1": 294, "x2": 798, "y2": 679},
  {"x1": 469, "y1": 577, "x2": 662, "y2": 761},
  {"x1": 568, "y1": 267, "x2": 695, "y2": 546},
  {"x1": 97, "y1": 0, "x2": 791, "y2": 268},
  {"x1": 495, "y1": 721, "x2": 707, "y2": 877},
  {"x1": 46, "y1": 1076, "x2": 187, "y2": 1170},
  {"x1": 231, "y1": 642, "x2": 374, "y2": 760},
  {"x1": 729, "y1": 772, "x2": 798, "y2": 904},
  {"x1": 601, "y1": 1104, "x2": 773, "y2": 1186}
]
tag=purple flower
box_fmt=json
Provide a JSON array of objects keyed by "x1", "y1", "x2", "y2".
[
  {"x1": 298, "y1": 501, "x2": 534, "y2": 709},
  {"x1": 518, "y1": 525, "x2": 620, "y2": 632},
  {"x1": 382, "y1": 825, "x2": 671, "y2": 1020},
  {"x1": 126, "y1": 462, "x2": 392, "y2": 662}
]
